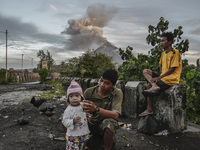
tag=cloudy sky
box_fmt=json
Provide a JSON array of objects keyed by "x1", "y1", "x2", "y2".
[{"x1": 0, "y1": 0, "x2": 199, "y2": 69}]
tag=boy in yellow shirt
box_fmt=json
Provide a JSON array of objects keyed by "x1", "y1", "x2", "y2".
[{"x1": 139, "y1": 32, "x2": 182, "y2": 117}]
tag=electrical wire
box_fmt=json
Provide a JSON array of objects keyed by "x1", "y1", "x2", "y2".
[
  {"x1": 0, "y1": 31, "x2": 38, "y2": 68},
  {"x1": 7, "y1": 34, "x2": 33, "y2": 60}
]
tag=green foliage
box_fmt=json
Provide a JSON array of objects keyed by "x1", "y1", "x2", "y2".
[
  {"x1": 37, "y1": 50, "x2": 54, "y2": 71},
  {"x1": 40, "y1": 80, "x2": 66, "y2": 99},
  {"x1": 32, "y1": 68, "x2": 38, "y2": 73},
  {"x1": 65, "y1": 51, "x2": 116, "y2": 78},
  {"x1": 118, "y1": 17, "x2": 200, "y2": 124},
  {"x1": 38, "y1": 68, "x2": 48, "y2": 83},
  {"x1": 0, "y1": 68, "x2": 6, "y2": 84},
  {"x1": 118, "y1": 17, "x2": 189, "y2": 82},
  {"x1": 118, "y1": 47, "x2": 149, "y2": 81},
  {"x1": 185, "y1": 59, "x2": 200, "y2": 123},
  {"x1": 146, "y1": 17, "x2": 189, "y2": 70}
]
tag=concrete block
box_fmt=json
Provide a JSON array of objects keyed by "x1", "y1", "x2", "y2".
[
  {"x1": 82, "y1": 78, "x2": 88, "y2": 91},
  {"x1": 116, "y1": 80, "x2": 125, "y2": 93},
  {"x1": 123, "y1": 81, "x2": 140, "y2": 118},
  {"x1": 136, "y1": 81, "x2": 147, "y2": 114},
  {"x1": 153, "y1": 84, "x2": 187, "y2": 133},
  {"x1": 89, "y1": 79, "x2": 98, "y2": 87}
]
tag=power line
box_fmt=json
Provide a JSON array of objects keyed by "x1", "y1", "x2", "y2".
[
  {"x1": 7, "y1": 33, "x2": 32, "y2": 60},
  {"x1": 0, "y1": 30, "x2": 6, "y2": 33},
  {"x1": 0, "y1": 30, "x2": 38, "y2": 69}
]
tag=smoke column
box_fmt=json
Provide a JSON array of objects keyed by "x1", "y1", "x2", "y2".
[{"x1": 61, "y1": 4, "x2": 118, "y2": 50}]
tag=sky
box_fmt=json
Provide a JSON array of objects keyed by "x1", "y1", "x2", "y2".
[{"x1": 0, "y1": 0, "x2": 200, "y2": 69}]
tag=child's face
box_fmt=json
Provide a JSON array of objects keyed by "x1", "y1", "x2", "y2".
[{"x1": 68, "y1": 93, "x2": 82, "y2": 106}]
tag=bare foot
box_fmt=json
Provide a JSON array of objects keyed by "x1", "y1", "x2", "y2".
[
  {"x1": 144, "y1": 86, "x2": 160, "y2": 93},
  {"x1": 139, "y1": 110, "x2": 154, "y2": 117}
]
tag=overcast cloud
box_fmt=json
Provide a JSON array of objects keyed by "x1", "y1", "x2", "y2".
[{"x1": 0, "y1": 0, "x2": 199, "y2": 69}]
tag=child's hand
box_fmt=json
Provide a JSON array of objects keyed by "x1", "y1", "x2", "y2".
[
  {"x1": 73, "y1": 117, "x2": 81, "y2": 124},
  {"x1": 86, "y1": 113, "x2": 92, "y2": 122}
]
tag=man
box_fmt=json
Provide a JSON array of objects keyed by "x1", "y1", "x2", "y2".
[
  {"x1": 83, "y1": 69, "x2": 123, "y2": 150},
  {"x1": 139, "y1": 32, "x2": 182, "y2": 117}
]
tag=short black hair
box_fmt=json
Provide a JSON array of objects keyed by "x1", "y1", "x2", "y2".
[
  {"x1": 101, "y1": 69, "x2": 118, "y2": 85},
  {"x1": 161, "y1": 32, "x2": 174, "y2": 43}
]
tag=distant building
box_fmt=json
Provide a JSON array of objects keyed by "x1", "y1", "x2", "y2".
[{"x1": 42, "y1": 61, "x2": 48, "y2": 69}]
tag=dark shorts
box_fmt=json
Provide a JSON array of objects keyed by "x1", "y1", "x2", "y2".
[{"x1": 152, "y1": 72, "x2": 172, "y2": 92}]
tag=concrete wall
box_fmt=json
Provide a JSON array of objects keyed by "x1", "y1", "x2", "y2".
[{"x1": 8, "y1": 71, "x2": 39, "y2": 83}]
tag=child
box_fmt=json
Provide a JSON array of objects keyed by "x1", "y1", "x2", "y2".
[{"x1": 62, "y1": 80, "x2": 90, "y2": 150}]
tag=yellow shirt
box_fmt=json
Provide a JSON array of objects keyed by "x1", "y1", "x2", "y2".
[{"x1": 159, "y1": 48, "x2": 182, "y2": 85}]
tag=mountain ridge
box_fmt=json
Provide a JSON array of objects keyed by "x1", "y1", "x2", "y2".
[{"x1": 91, "y1": 42, "x2": 123, "y2": 65}]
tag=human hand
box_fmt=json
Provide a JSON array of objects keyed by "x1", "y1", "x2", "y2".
[
  {"x1": 86, "y1": 113, "x2": 92, "y2": 122},
  {"x1": 73, "y1": 117, "x2": 81, "y2": 124},
  {"x1": 82, "y1": 100, "x2": 96, "y2": 113}
]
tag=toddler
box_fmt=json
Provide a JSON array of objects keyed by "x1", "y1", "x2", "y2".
[{"x1": 62, "y1": 80, "x2": 90, "y2": 150}]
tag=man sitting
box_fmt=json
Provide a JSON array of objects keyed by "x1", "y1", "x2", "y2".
[
  {"x1": 83, "y1": 69, "x2": 123, "y2": 150},
  {"x1": 139, "y1": 32, "x2": 182, "y2": 117}
]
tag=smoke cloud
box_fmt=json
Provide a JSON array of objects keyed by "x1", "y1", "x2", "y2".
[{"x1": 62, "y1": 4, "x2": 118, "y2": 50}]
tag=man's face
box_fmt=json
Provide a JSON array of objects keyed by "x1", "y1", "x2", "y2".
[
  {"x1": 160, "y1": 36, "x2": 171, "y2": 50},
  {"x1": 98, "y1": 77, "x2": 115, "y2": 93}
]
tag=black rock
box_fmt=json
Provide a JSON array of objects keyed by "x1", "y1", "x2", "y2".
[
  {"x1": 30, "y1": 97, "x2": 46, "y2": 108},
  {"x1": 48, "y1": 105, "x2": 54, "y2": 111},
  {"x1": 39, "y1": 107, "x2": 47, "y2": 113},
  {"x1": 138, "y1": 115, "x2": 159, "y2": 135},
  {"x1": 44, "y1": 111, "x2": 55, "y2": 117},
  {"x1": 18, "y1": 116, "x2": 29, "y2": 125}
]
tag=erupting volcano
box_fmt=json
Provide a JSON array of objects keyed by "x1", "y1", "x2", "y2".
[{"x1": 61, "y1": 4, "x2": 118, "y2": 50}]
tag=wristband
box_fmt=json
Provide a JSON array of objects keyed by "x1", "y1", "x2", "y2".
[{"x1": 93, "y1": 106, "x2": 100, "y2": 115}]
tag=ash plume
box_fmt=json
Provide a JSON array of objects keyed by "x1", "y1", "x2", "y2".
[{"x1": 61, "y1": 4, "x2": 118, "y2": 50}]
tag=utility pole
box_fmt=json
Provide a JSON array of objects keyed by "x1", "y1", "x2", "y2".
[
  {"x1": 21, "y1": 54, "x2": 24, "y2": 71},
  {"x1": 6, "y1": 30, "x2": 8, "y2": 82},
  {"x1": 31, "y1": 58, "x2": 33, "y2": 72}
]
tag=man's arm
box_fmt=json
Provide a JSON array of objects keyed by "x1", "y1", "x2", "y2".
[
  {"x1": 83, "y1": 100, "x2": 119, "y2": 120},
  {"x1": 97, "y1": 107, "x2": 119, "y2": 120},
  {"x1": 158, "y1": 67, "x2": 176, "y2": 79},
  {"x1": 159, "y1": 64, "x2": 162, "y2": 73},
  {"x1": 151, "y1": 67, "x2": 175, "y2": 83}
]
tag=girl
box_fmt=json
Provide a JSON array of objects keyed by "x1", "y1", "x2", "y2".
[{"x1": 62, "y1": 80, "x2": 90, "y2": 150}]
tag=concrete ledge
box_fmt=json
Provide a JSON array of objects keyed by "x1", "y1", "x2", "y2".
[
  {"x1": 183, "y1": 122, "x2": 200, "y2": 136},
  {"x1": 153, "y1": 84, "x2": 187, "y2": 133},
  {"x1": 123, "y1": 81, "x2": 140, "y2": 118}
]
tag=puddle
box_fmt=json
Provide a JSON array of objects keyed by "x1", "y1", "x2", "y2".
[{"x1": 0, "y1": 91, "x2": 44, "y2": 106}]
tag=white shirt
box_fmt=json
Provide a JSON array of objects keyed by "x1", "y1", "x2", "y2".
[{"x1": 62, "y1": 105, "x2": 90, "y2": 136}]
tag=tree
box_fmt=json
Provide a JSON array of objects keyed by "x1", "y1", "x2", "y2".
[
  {"x1": 185, "y1": 58, "x2": 200, "y2": 123},
  {"x1": 32, "y1": 68, "x2": 38, "y2": 73},
  {"x1": 118, "y1": 46, "x2": 149, "y2": 81},
  {"x1": 146, "y1": 17, "x2": 189, "y2": 71},
  {"x1": 38, "y1": 68, "x2": 48, "y2": 83},
  {"x1": 0, "y1": 68, "x2": 6, "y2": 84},
  {"x1": 118, "y1": 17, "x2": 190, "y2": 81},
  {"x1": 66, "y1": 51, "x2": 116, "y2": 78},
  {"x1": 37, "y1": 50, "x2": 54, "y2": 71}
]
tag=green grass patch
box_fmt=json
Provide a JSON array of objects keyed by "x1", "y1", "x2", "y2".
[{"x1": 40, "y1": 80, "x2": 67, "y2": 99}]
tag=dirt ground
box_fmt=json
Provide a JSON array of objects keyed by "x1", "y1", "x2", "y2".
[{"x1": 0, "y1": 83, "x2": 200, "y2": 150}]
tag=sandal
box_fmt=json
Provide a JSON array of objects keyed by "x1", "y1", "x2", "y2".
[{"x1": 139, "y1": 110, "x2": 154, "y2": 117}]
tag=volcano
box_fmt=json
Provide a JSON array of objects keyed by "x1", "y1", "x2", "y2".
[{"x1": 91, "y1": 42, "x2": 123, "y2": 65}]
